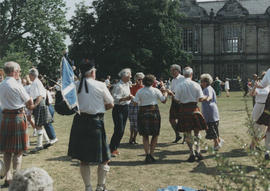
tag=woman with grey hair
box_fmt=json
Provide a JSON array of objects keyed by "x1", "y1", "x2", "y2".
[
  {"x1": 200, "y1": 73, "x2": 224, "y2": 150},
  {"x1": 29, "y1": 68, "x2": 52, "y2": 152},
  {"x1": 110, "y1": 68, "x2": 133, "y2": 156},
  {"x1": 128, "y1": 72, "x2": 145, "y2": 144}
]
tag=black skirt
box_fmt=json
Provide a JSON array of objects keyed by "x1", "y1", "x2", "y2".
[
  {"x1": 68, "y1": 113, "x2": 111, "y2": 163},
  {"x1": 205, "y1": 121, "x2": 219, "y2": 140},
  {"x1": 137, "y1": 105, "x2": 161, "y2": 136}
]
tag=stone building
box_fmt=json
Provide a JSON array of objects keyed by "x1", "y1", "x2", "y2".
[{"x1": 180, "y1": 0, "x2": 270, "y2": 83}]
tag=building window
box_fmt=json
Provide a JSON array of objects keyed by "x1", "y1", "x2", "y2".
[
  {"x1": 223, "y1": 25, "x2": 243, "y2": 53},
  {"x1": 181, "y1": 27, "x2": 200, "y2": 53}
]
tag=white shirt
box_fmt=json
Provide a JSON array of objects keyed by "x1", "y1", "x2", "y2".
[
  {"x1": 260, "y1": 68, "x2": 270, "y2": 88},
  {"x1": 77, "y1": 78, "x2": 114, "y2": 114},
  {"x1": 171, "y1": 74, "x2": 185, "y2": 93},
  {"x1": 133, "y1": 86, "x2": 166, "y2": 106},
  {"x1": 105, "y1": 79, "x2": 110, "y2": 86},
  {"x1": 174, "y1": 78, "x2": 204, "y2": 103},
  {"x1": 24, "y1": 85, "x2": 31, "y2": 94},
  {"x1": 112, "y1": 80, "x2": 131, "y2": 105},
  {"x1": 29, "y1": 78, "x2": 46, "y2": 100},
  {"x1": 0, "y1": 77, "x2": 30, "y2": 110},
  {"x1": 255, "y1": 86, "x2": 270, "y2": 103},
  {"x1": 47, "y1": 90, "x2": 53, "y2": 104},
  {"x1": 225, "y1": 81, "x2": 230, "y2": 90}
]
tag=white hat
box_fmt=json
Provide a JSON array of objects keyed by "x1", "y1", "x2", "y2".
[{"x1": 0, "y1": 159, "x2": 5, "y2": 177}]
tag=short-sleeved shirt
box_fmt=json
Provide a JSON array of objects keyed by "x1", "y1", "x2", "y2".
[
  {"x1": 133, "y1": 86, "x2": 166, "y2": 106},
  {"x1": 201, "y1": 86, "x2": 219, "y2": 122},
  {"x1": 260, "y1": 68, "x2": 270, "y2": 88},
  {"x1": 77, "y1": 78, "x2": 114, "y2": 115},
  {"x1": 174, "y1": 78, "x2": 204, "y2": 103},
  {"x1": 29, "y1": 78, "x2": 46, "y2": 100},
  {"x1": 112, "y1": 80, "x2": 131, "y2": 105},
  {"x1": 0, "y1": 77, "x2": 30, "y2": 110},
  {"x1": 255, "y1": 86, "x2": 270, "y2": 103},
  {"x1": 171, "y1": 74, "x2": 184, "y2": 93}
]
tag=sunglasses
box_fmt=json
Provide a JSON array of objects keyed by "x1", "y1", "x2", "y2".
[{"x1": 137, "y1": 79, "x2": 143, "y2": 81}]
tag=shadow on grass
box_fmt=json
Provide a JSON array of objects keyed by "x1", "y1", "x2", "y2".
[
  {"x1": 109, "y1": 158, "x2": 186, "y2": 166},
  {"x1": 219, "y1": 149, "x2": 248, "y2": 158},
  {"x1": 119, "y1": 142, "x2": 178, "y2": 150},
  {"x1": 46, "y1": 155, "x2": 80, "y2": 166}
]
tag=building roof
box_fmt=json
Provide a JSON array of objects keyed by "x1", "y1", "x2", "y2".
[{"x1": 197, "y1": 0, "x2": 270, "y2": 15}]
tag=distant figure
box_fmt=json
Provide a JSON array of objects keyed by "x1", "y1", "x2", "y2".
[
  {"x1": 213, "y1": 77, "x2": 222, "y2": 97},
  {"x1": 252, "y1": 74, "x2": 258, "y2": 106},
  {"x1": 9, "y1": 167, "x2": 53, "y2": 191},
  {"x1": 224, "y1": 78, "x2": 230, "y2": 97},
  {"x1": 105, "y1": 75, "x2": 111, "y2": 89}
]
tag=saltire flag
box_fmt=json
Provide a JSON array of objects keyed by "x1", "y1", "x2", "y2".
[{"x1": 60, "y1": 57, "x2": 79, "y2": 113}]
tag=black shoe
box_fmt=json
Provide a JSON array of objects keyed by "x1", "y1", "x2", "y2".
[
  {"x1": 1, "y1": 180, "x2": 9, "y2": 188},
  {"x1": 265, "y1": 153, "x2": 270, "y2": 160},
  {"x1": 195, "y1": 151, "x2": 203, "y2": 161},
  {"x1": 172, "y1": 136, "x2": 182, "y2": 143},
  {"x1": 43, "y1": 143, "x2": 52, "y2": 149},
  {"x1": 149, "y1": 154, "x2": 156, "y2": 162},
  {"x1": 187, "y1": 154, "x2": 196, "y2": 163},
  {"x1": 145, "y1": 154, "x2": 152, "y2": 164},
  {"x1": 30, "y1": 146, "x2": 43, "y2": 153}
]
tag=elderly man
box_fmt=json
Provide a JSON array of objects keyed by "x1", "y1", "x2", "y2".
[
  {"x1": 68, "y1": 61, "x2": 114, "y2": 191},
  {"x1": 172, "y1": 67, "x2": 208, "y2": 162},
  {"x1": 169, "y1": 64, "x2": 184, "y2": 143},
  {"x1": 109, "y1": 68, "x2": 133, "y2": 157},
  {"x1": 28, "y1": 68, "x2": 52, "y2": 152},
  {"x1": 0, "y1": 61, "x2": 35, "y2": 188}
]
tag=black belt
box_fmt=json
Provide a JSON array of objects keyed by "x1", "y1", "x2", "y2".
[
  {"x1": 256, "y1": 102, "x2": 265, "y2": 104},
  {"x1": 80, "y1": 112, "x2": 104, "y2": 119}
]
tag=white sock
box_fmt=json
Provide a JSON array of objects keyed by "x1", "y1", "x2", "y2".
[
  {"x1": 97, "y1": 164, "x2": 110, "y2": 187},
  {"x1": 80, "y1": 164, "x2": 91, "y2": 189},
  {"x1": 42, "y1": 129, "x2": 50, "y2": 143},
  {"x1": 194, "y1": 136, "x2": 201, "y2": 153},
  {"x1": 265, "y1": 131, "x2": 270, "y2": 152}
]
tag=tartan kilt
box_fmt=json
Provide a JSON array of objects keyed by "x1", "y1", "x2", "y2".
[
  {"x1": 169, "y1": 99, "x2": 180, "y2": 120},
  {"x1": 0, "y1": 110, "x2": 28, "y2": 153},
  {"x1": 176, "y1": 102, "x2": 207, "y2": 132},
  {"x1": 137, "y1": 105, "x2": 161, "y2": 136},
  {"x1": 257, "y1": 92, "x2": 270, "y2": 126},
  {"x1": 33, "y1": 99, "x2": 52, "y2": 127},
  {"x1": 128, "y1": 104, "x2": 139, "y2": 131},
  {"x1": 68, "y1": 113, "x2": 111, "y2": 163}
]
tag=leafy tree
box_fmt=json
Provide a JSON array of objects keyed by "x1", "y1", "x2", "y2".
[
  {"x1": 0, "y1": 0, "x2": 67, "y2": 78},
  {"x1": 69, "y1": 0, "x2": 190, "y2": 78}
]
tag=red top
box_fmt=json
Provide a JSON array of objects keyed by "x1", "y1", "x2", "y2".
[{"x1": 130, "y1": 84, "x2": 144, "y2": 96}]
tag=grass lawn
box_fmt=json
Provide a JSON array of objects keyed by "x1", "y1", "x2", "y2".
[{"x1": 0, "y1": 91, "x2": 256, "y2": 191}]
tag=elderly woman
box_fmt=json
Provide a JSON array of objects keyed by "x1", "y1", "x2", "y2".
[
  {"x1": 200, "y1": 74, "x2": 224, "y2": 151},
  {"x1": 250, "y1": 71, "x2": 270, "y2": 159},
  {"x1": 28, "y1": 68, "x2": 52, "y2": 152},
  {"x1": 133, "y1": 74, "x2": 167, "y2": 163},
  {"x1": 128, "y1": 72, "x2": 145, "y2": 144},
  {"x1": 110, "y1": 68, "x2": 133, "y2": 157}
]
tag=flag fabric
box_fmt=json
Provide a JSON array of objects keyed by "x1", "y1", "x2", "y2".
[
  {"x1": 61, "y1": 57, "x2": 79, "y2": 112},
  {"x1": 157, "y1": 185, "x2": 202, "y2": 191}
]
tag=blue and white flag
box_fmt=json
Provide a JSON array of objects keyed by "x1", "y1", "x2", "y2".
[{"x1": 61, "y1": 57, "x2": 79, "y2": 112}]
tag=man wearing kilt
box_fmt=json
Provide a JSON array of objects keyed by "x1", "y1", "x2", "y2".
[
  {"x1": 169, "y1": 64, "x2": 184, "y2": 143},
  {"x1": 28, "y1": 68, "x2": 52, "y2": 152},
  {"x1": 0, "y1": 61, "x2": 35, "y2": 188},
  {"x1": 172, "y1": 67, "x2": 208, "y2": 162},
  {"x1": 133, "y1": 75, "x2": 168, "y2": 163},
  {"x1": 68, "y1": 61, "x2": 114, "y2": 191}
]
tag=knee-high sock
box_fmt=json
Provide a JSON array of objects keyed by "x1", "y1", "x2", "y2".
[
  {"x1": 185, "y1": 133, "x2": 194, "y2": 155},
  {"x1": 12, "y1": 154, "x2": 22, "y2": 174},
  {"x1": 80, "y1": 164, "x2": 91, "y2": 188},
  {"x1": 265, "y1": 131, "x2": 270, "y2": 151},
  {"x1": 37, "y1": 132, "x2": 43, "y2": 147},
  {"x1": 97, "y1": 164, "x2": 110, "y2": 187},
  {"x1": 4, "y1": 153, "x2": 12, "y2": 181},
  {"x1": 43, "y1": 128, "x2": 50, "y2": 143},
  {"x1": 194, "y1": 135, "x2": 201, "y2": 153}
]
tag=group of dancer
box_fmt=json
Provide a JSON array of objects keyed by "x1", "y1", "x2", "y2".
[{"x1": 1, "y1": 58, "x2": 270, "y2": 191}]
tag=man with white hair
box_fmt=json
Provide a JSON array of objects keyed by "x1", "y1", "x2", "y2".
[
  {"x1": 172, "y1": 66, "x2": 208, "y2": 162},
  {"x1": 169, "y1": 64, "x2": 184, "y2": 143},
  {"x1": 110, "y1": 68, "x2": 133, "y2": 157},
  {"x1": 28, "y1": 68, "x2": 52, "y2": 152},
  {"x1": 68, "y1": 60, "x2": 114, "y2": 191},
  {"x1": 0, "y1": 61, "x2": 35, "y2": 188}
]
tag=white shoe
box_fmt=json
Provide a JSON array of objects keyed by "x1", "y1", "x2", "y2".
[
  {"x1": 50, "y1": 138, "x2": 58, "y2": 144},
  {"x1": 32, "y1": 129, "x2": 37, "y2": 137},
  {"x1": 219, "y1": 138, "x2": 225, "y2": 148}
]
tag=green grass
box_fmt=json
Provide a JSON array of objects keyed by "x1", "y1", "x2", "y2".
[{"x1": 0, "y1": 92, "x2": 255, "y2": 191}]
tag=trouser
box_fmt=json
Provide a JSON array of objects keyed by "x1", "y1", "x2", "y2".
[
  {"x1": 4, "y1": 152, "x2": 22, "y2": 181},
  {"x1": 110, "y1": 105, "x2": 128, "y2": 151},
  {"x1": 44, "y1": 104, "x2": 56, "y2": 140}
]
